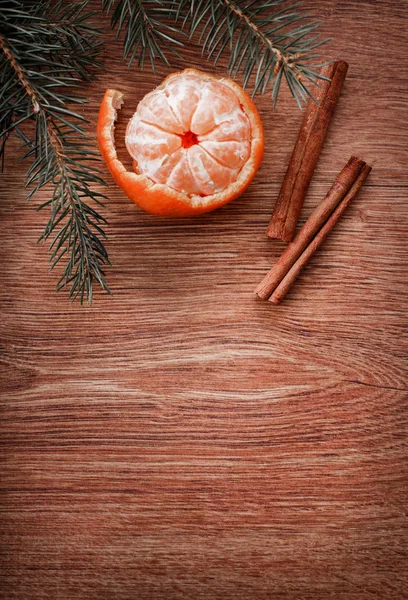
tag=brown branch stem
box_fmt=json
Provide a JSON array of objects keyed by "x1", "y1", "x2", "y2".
[
  {"x1": 221, "y1": 0, "x2": 301, "y2": 67},
  {"x1": 0, "y1": 33, "x2": 40, "y2": 113}
]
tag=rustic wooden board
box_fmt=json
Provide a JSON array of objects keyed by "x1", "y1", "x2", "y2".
[{"x1": 1, "y1": 1, "x2": 407, "y2": 599}]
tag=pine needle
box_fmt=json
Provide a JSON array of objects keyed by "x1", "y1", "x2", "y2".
[{"x1": 102, "y1": 0, "x2": 185, "y2": 70}]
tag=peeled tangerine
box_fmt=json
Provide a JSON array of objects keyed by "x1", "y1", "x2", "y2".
[{"x1": 97, "y1": 69, "x2": 264, "y2": 217}]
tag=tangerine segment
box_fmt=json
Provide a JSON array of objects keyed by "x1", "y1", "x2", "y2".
[
  {"x1": 126, "y1": 118, "x2": 181, "y2": 178},
  {"x1": 164, "y1": 71, "x2": 202, "y2": 132},
  {"x1": 97, "y1": 69, "x2": 264, "y2": 217}
]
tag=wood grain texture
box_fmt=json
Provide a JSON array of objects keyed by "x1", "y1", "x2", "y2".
[{"x1": 0, "y1": 1, "x2": 407, "y2": 599}]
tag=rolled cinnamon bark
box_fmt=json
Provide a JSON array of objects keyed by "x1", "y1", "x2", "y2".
[
  {"x1": 267, "y1": 60, "x2": 349, "y2": 242},
  {"x1": 256, "y1": 156, "x2": 366, "y2": 301},
  {"x1": 269, "y1": 164, "x2": 372, "y2": 304}
]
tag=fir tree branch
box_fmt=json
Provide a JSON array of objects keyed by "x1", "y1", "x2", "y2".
[
  {"x1": 105, "y1": 0, "x2": 329, "y2": 106},
  {"x1": 179, "y1": 0, "x2": 330, "y2": 107},
  {"x1": 0, "y1": 0, "x2": 110, "y2": 304}
]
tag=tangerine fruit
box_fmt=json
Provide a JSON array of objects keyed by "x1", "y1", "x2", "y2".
[{"x1": 97, "y1": 69, "x2": 264, "y2": 217}]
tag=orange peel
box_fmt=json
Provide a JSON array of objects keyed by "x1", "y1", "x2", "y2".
[{"x1": 97, "y1": 68, "x2": 264, "y2": 217}]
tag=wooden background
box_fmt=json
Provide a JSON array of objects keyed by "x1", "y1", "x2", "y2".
[{"x1": 1, "y1": 1, "x2": 407, "y2": 598}]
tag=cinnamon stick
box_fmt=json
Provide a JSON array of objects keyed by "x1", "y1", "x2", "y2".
[
  {"x1": 256, "y1": 156, "x2": 367, "y2": 301},
  {"x1": 269, "y1": 164, "x2": 371, "y2": 304},
  {"x1": 267, "y1": 60, "x2": 349, "y2": 243}
]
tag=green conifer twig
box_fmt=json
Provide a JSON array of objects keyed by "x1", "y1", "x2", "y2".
[
  {"x1": 105, "y1": 0, "x2": 330, "y2": 107},
  {"x1": 0, "y1": 0, "x2": 110, "y2": 304}
]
